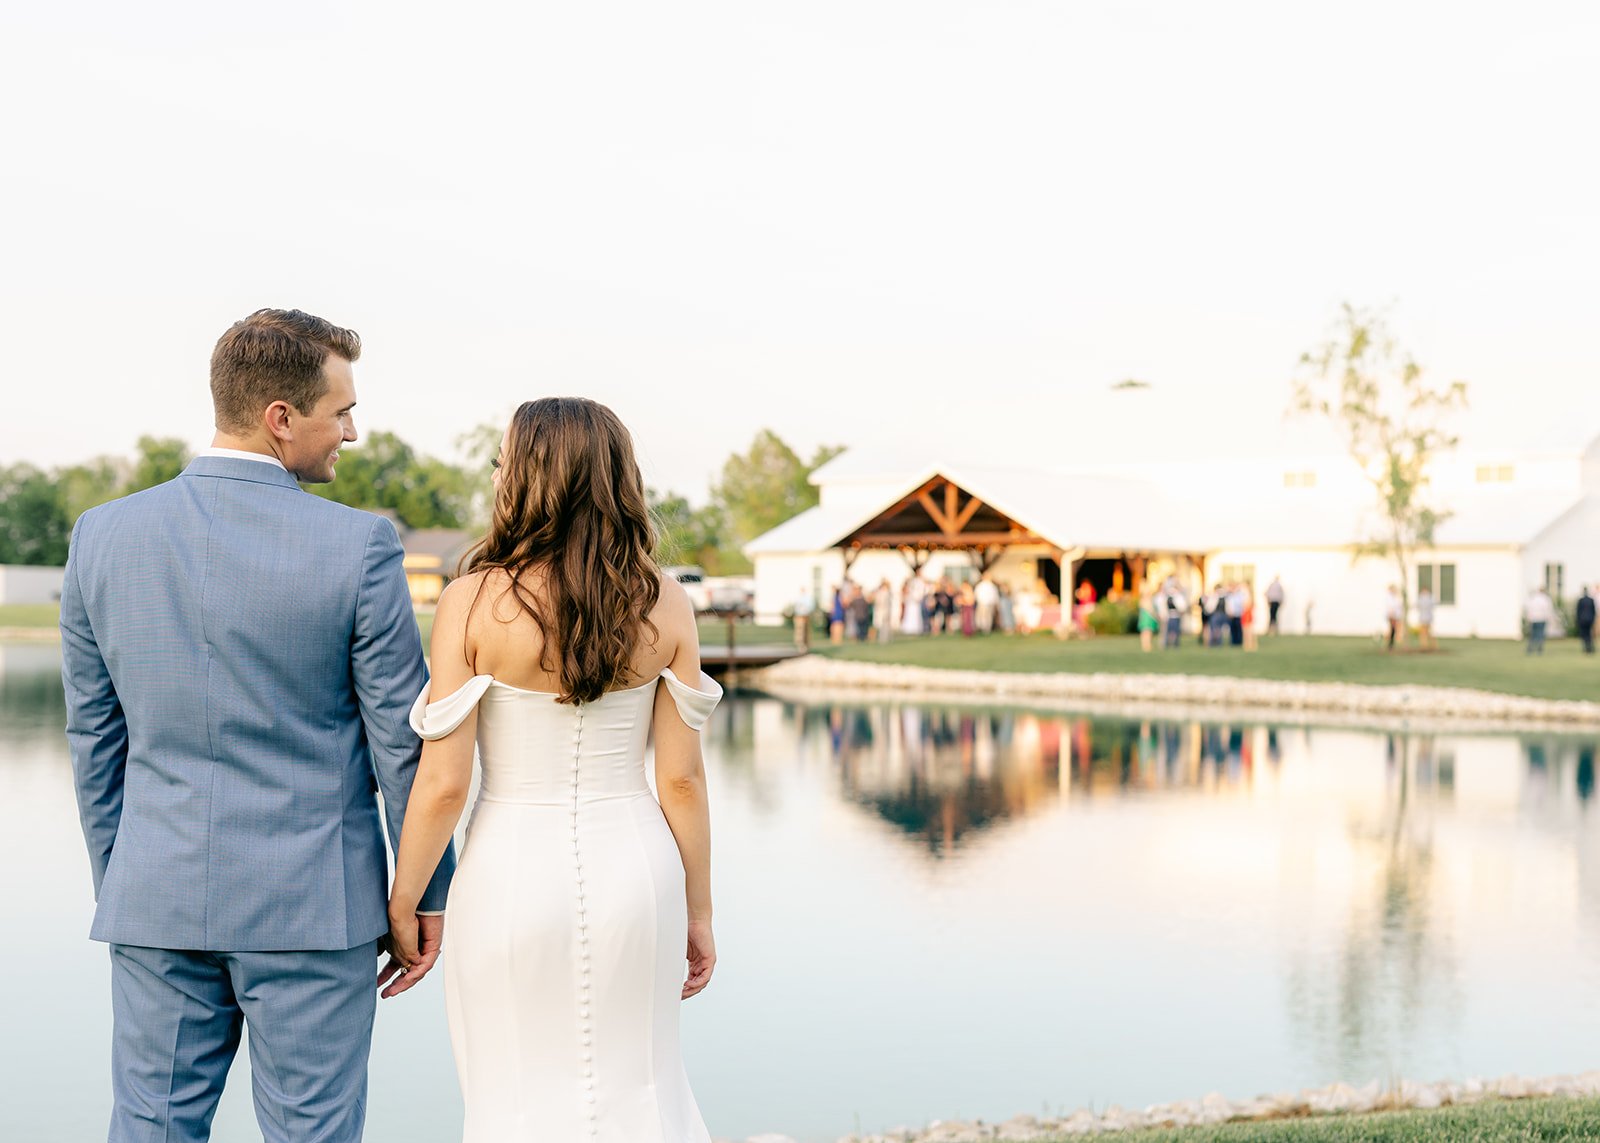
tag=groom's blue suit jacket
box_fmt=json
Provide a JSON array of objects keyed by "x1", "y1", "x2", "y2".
[{"x1": 61, "y1": 456, "x2": 455, "y2": 951}]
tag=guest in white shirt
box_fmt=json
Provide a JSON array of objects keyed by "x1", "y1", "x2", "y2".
[{"x1": 1525, "y1": 587, "x2": 1555, "y2": 655}]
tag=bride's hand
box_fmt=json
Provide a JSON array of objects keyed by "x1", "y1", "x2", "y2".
[
  {"x1": 377, "y1": 910, "x2": 420, "y2": 996},
  {"x1": 683, "y1": 918, "x2": 716, "y2": 999}
]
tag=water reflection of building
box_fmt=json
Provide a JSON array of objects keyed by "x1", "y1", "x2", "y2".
[{"x1": 781, "y1": 697, "x2": 1299, "y2": 854}]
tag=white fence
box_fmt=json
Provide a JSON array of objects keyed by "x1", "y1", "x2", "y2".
[{"x1": 0, "y1": 565, "x2": 66, "y2": 605}]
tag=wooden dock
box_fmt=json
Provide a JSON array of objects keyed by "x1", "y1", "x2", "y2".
[
  {"x1": 694, "y1": 609, "x2": 806, "y2": 681},
  {"x1": 700, "y1": 645, "x2": 806, "y2": 674}
]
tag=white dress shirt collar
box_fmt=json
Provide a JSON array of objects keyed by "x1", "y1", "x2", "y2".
[{"x1": 198, "y1": 446, "x2": 287, "y2": 471}]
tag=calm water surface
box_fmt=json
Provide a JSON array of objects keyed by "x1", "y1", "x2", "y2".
[{"x1": 5, "y1": 643, "x2": 1600, "y2": 1141}]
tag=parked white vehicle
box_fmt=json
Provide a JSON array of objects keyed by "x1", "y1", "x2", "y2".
[
  {"x1": 663, "y1": 565, "x2": 713, "y2": 611},
  {"x1": 663, "y1": 566, "x2": 754, "y2": 612},
  {"x1": 704, "y1": 576, "x2": 756, "y2": 611}
]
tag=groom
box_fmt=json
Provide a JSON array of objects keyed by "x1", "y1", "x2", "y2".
[{"x1": 60, "y1": 308, "x2": 456, "y2": 1142}]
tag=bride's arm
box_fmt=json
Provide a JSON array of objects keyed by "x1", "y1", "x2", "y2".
[
  {"x1": 652, "y1": 579, "x2": 716, "y2": 998},
  {"x1": 389, "y1": 578, "x2": 480, "y2": 962}
]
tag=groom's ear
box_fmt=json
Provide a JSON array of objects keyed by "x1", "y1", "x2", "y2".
[{"x1": 264, "y1": 400, "x2": 296, "y2": 442}]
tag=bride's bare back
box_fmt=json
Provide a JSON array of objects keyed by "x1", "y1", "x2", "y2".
[{"x1": 456, "y1": 565, "x2": 694, "y2": 695}]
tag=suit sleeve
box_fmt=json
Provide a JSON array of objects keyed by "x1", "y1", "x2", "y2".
[
  {"x1": 60, "y1": 513, "x2": 128, "y2": 898},
  {"x1": 351, "y1": 516, "x2": 456, "y2": 912}
]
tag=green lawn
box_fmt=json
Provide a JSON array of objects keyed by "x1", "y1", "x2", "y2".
[
  {"x1": 815, "y1": 632, "x2": 1600, "y2": 704},
  {"x1": 1019, "y1": 1095, "x2": 1600, "y2": 1142},
  {"x1": 0, "y1": 603, "x2": 61, "y2": 629},
  {"x1": 413, "y1": 610, "x2": 789, "y2": 655}
]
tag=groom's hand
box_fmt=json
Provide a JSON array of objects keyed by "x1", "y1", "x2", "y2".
[{"x1": 378, "y1": 913, "x2": 444, "y2": 999}]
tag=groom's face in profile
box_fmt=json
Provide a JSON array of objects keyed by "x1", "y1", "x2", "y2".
[{"x1": 283, "y1": 355, "x2": 359, "y2": 484}]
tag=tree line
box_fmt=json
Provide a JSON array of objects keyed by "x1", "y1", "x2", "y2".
[{"x1": 0, "y1": 426, "x2": 839, "y2": 574}]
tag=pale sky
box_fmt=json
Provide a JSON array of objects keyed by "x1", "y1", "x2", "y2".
[{"x1": 3, "y1": 1, "x2": 1598, "y2": 502}]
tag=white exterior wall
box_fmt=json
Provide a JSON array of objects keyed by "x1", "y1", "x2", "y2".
[
  {"x1": 753, "y1": 551, "x2": 848, "y2": 624},
  {"x1": 1432, "y1": 452, "x2": 1581, "y2": 498},
  {"x1": 0, "y1": 565, "x2": 66, "y2": 605},
  {"x1": 1209, "y1": 547, "x2": 1523, "y2": 638},
  {"x1": 1522, "y1": 497, "x2": 1600, "y2": 615}
]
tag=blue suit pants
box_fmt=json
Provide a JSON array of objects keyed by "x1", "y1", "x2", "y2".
[{"x1": 108, "y1": 942, "x2": 378, "y2": 1143}]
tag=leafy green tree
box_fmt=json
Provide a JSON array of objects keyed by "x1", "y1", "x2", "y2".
[
  {"x1": 128, "y1": 436, "x2": 191, "y2": 492},
  {"x1": 309, "y1": 430, "x2": 472, "y2": 529},
  {"x1": 648, "y1": 488, "x2": 725, "y2": 570},
  {"x1": 0, "y1": 464, "x2": 72, "y2": 565},
  {"x1": 57, "y1": 457, "x2": 128, "y2": 522},
  {"x1": 707, "y1": 431, "x2": 843, "y2": 573},
  {"x1": 1294, "y1": 303, "x2": 1467, "y2": 620},
  {"x1": 455, "y1": 418, "x2": 508, "y2": 528}
]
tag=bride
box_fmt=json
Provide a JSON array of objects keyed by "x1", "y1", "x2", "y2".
[{"x1": 386, "y1": 397, "x2": 720, "y2": 1141}]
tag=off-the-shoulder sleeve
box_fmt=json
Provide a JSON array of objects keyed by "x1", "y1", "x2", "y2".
[
  {"x1": 409, "y1": 675, "x2": 494, "y2": 740},
  {"x1": 659, "y1": 667, "x2": 723, "y2": 731}
]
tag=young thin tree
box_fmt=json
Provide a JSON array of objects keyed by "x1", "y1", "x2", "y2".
[{"x1": 1294, "y1": 304, "x2": 1467, "y2": 627}]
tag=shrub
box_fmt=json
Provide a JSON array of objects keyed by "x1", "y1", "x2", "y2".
[{"x1": 1089, "y1": 598, "x2": 1138, "y2": 635}]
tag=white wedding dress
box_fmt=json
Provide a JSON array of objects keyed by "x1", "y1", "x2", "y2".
[{"x1": 409, "y1": 667, "x2": 722, "y2": 1143}]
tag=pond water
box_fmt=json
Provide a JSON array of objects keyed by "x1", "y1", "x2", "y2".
[{"x1": 4, "y1": 642, "x2": 1600, "y2": 1141}]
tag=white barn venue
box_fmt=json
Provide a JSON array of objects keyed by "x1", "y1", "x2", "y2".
[{"x1": 745, "y1": 433, "x2": 1600, "y2": 640}]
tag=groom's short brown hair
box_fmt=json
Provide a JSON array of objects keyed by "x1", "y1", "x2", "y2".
[{"x1": 210, "y1": 309, "x2": 363, "y2": 434}]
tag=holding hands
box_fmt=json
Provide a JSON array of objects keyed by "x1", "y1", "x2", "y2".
[{"x1": 378, "y1": 911, "x2": 444, "y2": 999}]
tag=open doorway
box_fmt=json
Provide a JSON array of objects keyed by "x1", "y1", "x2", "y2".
[
  {"x1": 1034, "y1": 556, "x2": 1061, "y2": 601},
  {"x1": 1074, "y1": 557, "x2": 1132, "y2": 602}
]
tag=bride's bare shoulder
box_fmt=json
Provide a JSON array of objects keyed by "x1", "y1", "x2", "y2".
[{"x1": 652, "y1": 571, "x2": 694, "y2": 624}]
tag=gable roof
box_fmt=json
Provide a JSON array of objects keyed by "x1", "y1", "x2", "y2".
[{"x1": 747, "y1": 451, "x2": 1584, "y2": 556}]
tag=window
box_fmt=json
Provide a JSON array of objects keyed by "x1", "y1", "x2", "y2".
[
  {"x1": 1475, "y1": 464, "x2": 1515, "y2": 483},
  {"x1": 1220, "y1": 564, "x2": 1256, "y2": 586},
  {"x1": 1417, "y1": 563, "x2": 1457, "y2": 605},
  {"x1": 1545, "y1": 563, "x2": 1566, "y2": 602},
  {"x1": 1282, "y1": 470, "x2": 1317, "y2": 488}
]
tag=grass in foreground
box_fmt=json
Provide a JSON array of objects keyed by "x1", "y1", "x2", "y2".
[
  {"x1": 814, "y1": 632, "x2": 1600, "y2": 705},
  {"x1": 1017, "y1": 1095, "x2": 1600, "y2": 1141}
]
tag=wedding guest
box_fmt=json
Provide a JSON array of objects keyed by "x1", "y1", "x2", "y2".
[
  {"x1": 1383, "y1": 585, "x2": 1404, "y2": 650},
  {"x1": 1240, "y1": 583, "x2": 1257, "y2": 652},
  {"x1": 958, "y1": 581, "x2": 976, "y2": 637},
  {"x1": 975, "y1": 573, "x2": 1000, "y2": 633},
  {"x1": 829, "y1": 584, "x2": 845, "y2": 644},
  {"x1": 1016, "y1": 583, "x2": 1044, "y2": 634},
  {"x1": 1073, "y1": 579, "x2": 1097, "y2": 637},
  {"x1": 792, "y1": 585, "x2": 814, "y2": 650},
  {"x1": 1137, "y1": 593, "x2": 1159, "y2": 652},
  {"x1": 1161, "y1": 577, "x2": 1186, "y2": 649},
  {"x1": 1224, "y1": 582, "x2": 1245, "y2": 647},
  {"x1": 1264, "y1": 575, "x2": 1285, "y2": 635},
  {"x1": 997, "y1": 582, "x2": 1016, "y2": 633},
  {"x1": 1206, "y1": 585, "x2": 1229, "y2": 647},
  {"x1": 934, "y1": 577, "x2": 955, "y2": 635},
  {"x1": 872, "y1": 579, "x2": 894, "y2": 644},
  {"x1": 1415, "y1": 586, "x2": 1436, "y2": 652},
  {"x1": 1577, "y1": 586, "x2": 1596, "y2": 654},
  {"x1": 900, "y1": 574, "x2": 927, "y2": 636},
  {"x1": 1525, "y1": 586, "x2": 1554, "y2": 655},
  {"x1": 848, "y1": 582, "x2": 871, "y2": 642}
]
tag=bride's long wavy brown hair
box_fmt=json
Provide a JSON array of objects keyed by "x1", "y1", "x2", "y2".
[{"x1": 462, "y1": 398, "x2": 661, "y2": 704}]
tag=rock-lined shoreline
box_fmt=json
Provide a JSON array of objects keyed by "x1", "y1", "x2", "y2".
[
  {"x1": 743, "y1": 655, "x2": 1600, "y2": 730},
  {"x1": 715, "y1": 1072, "x2": 1600, "y2": 1143}
]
